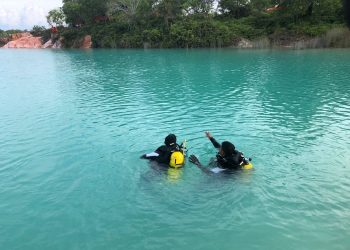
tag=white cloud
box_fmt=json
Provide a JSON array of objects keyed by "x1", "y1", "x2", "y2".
[
  {"x1": 21, "y1": 6, "x2": 48, "y2": 28},
  {"x1": 0, "y1": 0, "x2": 62, "y2": 30}
]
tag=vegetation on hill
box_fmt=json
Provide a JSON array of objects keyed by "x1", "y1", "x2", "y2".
[{"x1": 2, "y1": 0, "x2": 350, "y2": 48}]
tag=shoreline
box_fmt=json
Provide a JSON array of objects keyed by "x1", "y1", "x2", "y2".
[
  {"x1": 1, "y1": 27, "x2": 349, "y2": 50},
  {"x1": 3, "y1": 46, "x2": 350, "y2": 51}
]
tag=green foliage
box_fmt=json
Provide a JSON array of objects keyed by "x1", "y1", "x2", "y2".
[
  {"x1": 345, "y1": 0, "x2": 350, "y2": 27},
  {"x1": 62, "y1": 1, "x2": 83, "y2": 25},
  {"x1": 90, "y1": 22, "x2": 127, "y2": 47},
  {"x1": 169, "y1": 18, "x2": 236, "y2": 47},
  {"x1": 312, "y1": 0, "x2": 343, "y2": 22},
  {"x1": 0, "y1": 29, "x2": 23, "y2": 38},
  {"x1": 152, "y1": 0, "x2": 185, "y2": 28},
  {"x1": 60, "y1": 27, "x2": 87, "y2": 48},
  {"x1": 290, "y1": 23, "x2": 343, "y2": 36},
  {"x1": 47, "y1": 8, "x2": 65, "y2": 26},
  {"x1": 30, "y1": 25, "x2": 46, "y2": 36},
  {"x1": 56, "y1": 0, "x2": 348, "y2": 48},
  {"x1": 250, "y1": 0, "x2": 277, "y2": 12},
  {"x1": 219, "y1": 0, "x2": 251, "y2": 18},
  {"x1": 62, "y1": 0, "x2": 108, "y2": 26},
  {"x1": 30, "y1": 26, "x2": 51, "y2": 43},
  {"x1": 143, "y1": 29, "x2": 162, "y2": 44},
  {"x1": 183, "y1": 0, "x2": 215, "y2": 14},
  {"x1": 107, "y1": 0, "x2": 144, "y2": 25},
  {"x1": 0, "y1": 29, "x2": 7, "y2": 38},
  {"x1": 274, "y1": 0, "x2": 343, "y2": 23}
]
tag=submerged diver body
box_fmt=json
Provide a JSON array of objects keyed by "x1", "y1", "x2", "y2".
[
  {"x1": 189, "y1": 132, "x2": 251, "y2": 174},
  {"x1": 141, "y1": 134, "x2": 186, "y2": 167}
]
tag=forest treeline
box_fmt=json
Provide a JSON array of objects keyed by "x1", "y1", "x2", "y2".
[{"x1": 2, "y1": 0, "x2": 350, "y2": 48}]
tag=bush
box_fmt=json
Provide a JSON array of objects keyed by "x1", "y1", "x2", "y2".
[
  {"x1": 52, "y1": 0, "x2": 349, "y2": 49},
  {"x1": 143, "y1": 29, "x2": 162, "y2": 46},
  {"x1": 169, "y1": 18, "x2": 238, "y2": 48},
  {"x1": 290, "y1": 23, "x2": 342, "y2": 36},
  {"x1": 31, "y1": 25, "x2": 51, "y2": 43},
  {"x1": 119, "y1": 33, "x2": 143, "y2": 48},
  {"x1": 61, "y1": 28, "x2": 86, "y2": 48}
]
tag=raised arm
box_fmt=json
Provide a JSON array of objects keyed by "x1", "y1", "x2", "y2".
[{"x1": 205, "y1": 131, "x2": 220, "y2": 149}]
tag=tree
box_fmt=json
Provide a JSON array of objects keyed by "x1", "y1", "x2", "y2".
[
  {"x1": 276, "y1": 0, "x2": 343, "y2": 22},
  {"x1": 250, "y1": 0, "x2": 277, "y2": 12},
  {"x1": 183, "y1": 0, "x2": 215, "y2": 15},
  {"x1": 30, "y1": 25, "x2": 51, "y2": 42},
  {"x1": 62, "y1": 1, "x2": 83, "y2": 26},
  {"x1": 152, "y1": 0, "x2": 185, "y2": 28},
  {"x1": 46, "y1": 8, "x2": 65, "y2": 27},
  {"x1": 345, "y1": 0, "x2": 350, "y2": 27},
  {"x1": 218, "y1": 0, "x2": 251, "y2": 18},
  {"x1": 31, "y1": 25, "x2": 46, "y2": 36},
  {"x1": 279, "y1": 0, "x2": 314, "y2": 16},
  {"x1": 81, "y1": 0, "x2": 109, "y2": 22},
  {"x1": 107, "y1": 0, "x2": 144, "y2": 24},
  {"x1": 62, "y1": 0, "x2": 108, "y2": 26},
  {"x1": 312, "y1": 0, "x2": 343, "y2": 21}
]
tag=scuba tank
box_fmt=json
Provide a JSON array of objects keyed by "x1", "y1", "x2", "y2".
[
  {"x1": 241, "y1": 157, "x2": 253, "y2": 170},
  {"x1": 169, "y1": 140, "x2": 187, "y2": 168}
]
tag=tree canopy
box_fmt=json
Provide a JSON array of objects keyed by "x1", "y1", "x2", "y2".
[
  {"x1": 44, "y1": 0, "x2": 348, "y2": 48},
  {"x1": 47, "y1": 8, "x2": 65, "y2": 27}
]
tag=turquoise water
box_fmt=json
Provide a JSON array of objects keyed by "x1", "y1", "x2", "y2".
[{"x1": 0, "y1": 49, "x2": 350, "y2": 250}]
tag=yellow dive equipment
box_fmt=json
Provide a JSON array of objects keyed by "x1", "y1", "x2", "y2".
[
  {"x1": 169, "y1": 140, "x2": 186, "y2": 168},
  {"x1": 170, "y1": 151, "x2": 185, "y2": 168},
  {"x1": 242, "y1": 162, "x2": 253, "y2": 170}
]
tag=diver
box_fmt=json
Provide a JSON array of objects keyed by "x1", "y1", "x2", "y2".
[
  {"x1": 189, "y1": 131, "x2": 252, "y2": 174},
  {"x1": 140, "y1": 134, "x2": 186, "y2": 168}
]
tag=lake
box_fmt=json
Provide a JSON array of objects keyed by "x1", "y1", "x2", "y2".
[{"x1": 0, "y1": 49, "x2": 349, "y2": 250}]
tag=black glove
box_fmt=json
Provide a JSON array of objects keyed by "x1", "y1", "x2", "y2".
[{"x1": 189, "y1": 155, "x2": 200, "y2": 166}]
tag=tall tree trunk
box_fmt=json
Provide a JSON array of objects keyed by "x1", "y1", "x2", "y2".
[
  {"x1": 306, "y1": 1, "x2": 313, "y2": 16},
  {"x1": 345, "y1": 0, "x2": 350, "y2": 27}
]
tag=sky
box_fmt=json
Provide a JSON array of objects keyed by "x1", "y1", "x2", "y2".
[{"x1": 0, "y1": 0, "x2": 62, "y2": 30}]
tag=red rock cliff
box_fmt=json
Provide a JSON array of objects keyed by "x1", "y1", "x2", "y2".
[{"x1": 2, "y1": 33, "x2": 42, "y2": 48}]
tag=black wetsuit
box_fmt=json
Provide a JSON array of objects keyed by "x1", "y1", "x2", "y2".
[
  {"x1": 143, "y1": 143, "x2": 180, "y2": 164},
  {"x1": 209, "y1": 137, "x2": 244, "y2": 169}
]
